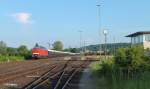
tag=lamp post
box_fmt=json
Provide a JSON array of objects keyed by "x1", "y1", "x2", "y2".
[
  {"x1": 96, "y1": 4, "x2": 102, "y2": 57},
  {"x1": 103, "y1": 29, "x2": 108, "y2": 59}
]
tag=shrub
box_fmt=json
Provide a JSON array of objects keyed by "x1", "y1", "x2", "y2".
[
  {"x1": 91, "y1": 58, "x2": 115, "y2": 77},
  {"x1": 115, "y1": 48, "x2": 130, "y2": 67},
  {"x1": 91, "y1": 45, "x2": 150, "y2": 89},
  {"x1": 92, "y1": 45, "x2": 150, "y2": 78},
  {"x1": 114, "y1": 45, "x2": 147, "y2": 70},
  {"x1": 99, "y1": 59, "x2": 114, "y2": 75}
]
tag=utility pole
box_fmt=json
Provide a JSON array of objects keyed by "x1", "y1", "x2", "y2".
[
  {"x1": 47, "y1": 42, "x2": 51, "y2": 49},
  {"x1": 113, "y1": 37, "x2": 116, "y2": 55},
  {"x1": 84, "y1": 40, "x2": 87, "y2": 53},
  {"x1": 78, "y1": 30, "x2": 83, "y2": 54},
  {"x1": 96, "y1": 4, "x2": 102, "y2": 58}
]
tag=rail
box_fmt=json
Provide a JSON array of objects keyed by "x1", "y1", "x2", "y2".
[{"x1": 53, "y1": 60, "x2": 90, "y2": 89}]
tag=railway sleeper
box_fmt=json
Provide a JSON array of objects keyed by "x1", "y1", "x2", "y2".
[{"x1": 53, "y1": 69, "x2": 77, "y2": 89}]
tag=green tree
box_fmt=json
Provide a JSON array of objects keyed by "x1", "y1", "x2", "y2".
[
  {"x1": 0, "y1": 41, "x2": 7, "y2": 55},
  {"x1": 34, "y1": 43, "x2": 39, "y2": 47},
  {"x1": 63, "y1": 48, "x2": 79, "y2": 53},
  {"x1": 7, "y1": 47, "x2": 18, "y2": 56},
  {"x1": 127, "y1": 45, "x2": 144, "y2": 69},
  {"x1": 115, "y1": 45, "x2": 145, "y2": 69},
  {"x1": 115, "y1": 48, "x2": 129, "y2": 67},
  {"x1": 52, "y1": 41, "x2": 63, "y2": 51},
  {"x1": 17, "y1": 45, "x2": 29, "y2": 56},
  {"x1": 70, "y1": 48, "x2": 79, "y2": 53}
]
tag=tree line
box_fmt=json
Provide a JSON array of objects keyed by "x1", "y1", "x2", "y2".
[
  {"x1": 52, "y1": 41, "x2": 80, "y2": 53},
  {"x1": 0, "y1": 41, "x2": 31, "y2": 60}
]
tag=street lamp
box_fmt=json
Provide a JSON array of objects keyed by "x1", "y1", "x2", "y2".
[
  {"x1": 96, "y1": 4, "x2": 102, "y2": 57},
  {"x1": 103, "y1": 29, "x2": 108, "y2": 59}
]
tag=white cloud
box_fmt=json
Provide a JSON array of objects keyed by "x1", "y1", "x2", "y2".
[{"x1": 11, "y1": 12, "x2": 33, "y2": 24}]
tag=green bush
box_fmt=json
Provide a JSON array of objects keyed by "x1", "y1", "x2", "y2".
[
  {"x1": 91, "y1": 45, "x2": 150, "y2": 89},
  {"x1": 91, "y1": 58, "x2": 115, "y2": 78},
  {"x1": 114, "y1": 45, "x2": 149, "y2": 70},
  {"x1": 99, "y1": 59, "x2": 114, "y2": 75},
  {"x1": 0, "y1": 56, "x2": 24, "y2": 62},
  {"x1": 93, "y1": 45, "x2": 150, "y2": 74},
  {"x1": 115, "y1": 48, "x2": 130, "y2": 67}
]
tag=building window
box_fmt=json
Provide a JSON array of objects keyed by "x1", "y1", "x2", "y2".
[
  {"x1": 131, "y1": 35, "x2": 143, "y2": 44},
  {"x1": 145, "y1": 34, "x2": 150, "y2": 41}
]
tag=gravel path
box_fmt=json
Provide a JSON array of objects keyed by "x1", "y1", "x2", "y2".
[{"x1": 78, "y1": 68, "x2": 98, "y2": 89}]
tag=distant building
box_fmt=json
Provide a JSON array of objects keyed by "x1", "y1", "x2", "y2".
[{"x1": 126, "y1": 31, "x2": 150, "y2": 49}]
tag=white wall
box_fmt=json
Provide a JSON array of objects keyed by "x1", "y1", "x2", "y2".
[
  {"x1": 144, "y1": 34, "x2": 150, "y2": 42},
  {"x1": 131, "y1": 34, "x2": 150, "y2": 49},
  {"x1": 131, "y1": 34, "x2": 143, "y2": 44}
]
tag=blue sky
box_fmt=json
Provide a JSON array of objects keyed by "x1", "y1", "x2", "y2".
[{"x1": 0, "y1": 0, "x2": 150, "y2": 49}]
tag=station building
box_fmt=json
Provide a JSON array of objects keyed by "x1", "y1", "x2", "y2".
[{"x1": 126, "y1": 31, "x2": 150, "y2": 49}]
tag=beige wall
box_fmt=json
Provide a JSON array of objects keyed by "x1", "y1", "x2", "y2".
[{"x1": 143, "y1": 41, "x2": 150, "y2": 49}]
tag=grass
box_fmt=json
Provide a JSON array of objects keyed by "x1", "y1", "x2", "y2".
[
  {"x1": 108, "y1": 71, "x2": 150, "y2": 89},
  {"x1": 91, "y1": 61, "x2": 150, "y2": 89},
  {"x1": 0, "y1": 55, "x2": 25, "y2": 62},
  {"x1": 91, "y1": 46, "x2": 150, "y2": 89}
]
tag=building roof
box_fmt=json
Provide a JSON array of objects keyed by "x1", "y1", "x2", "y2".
[{"x1": 126, "y1": 31, "x2": 150, "y2": 37}]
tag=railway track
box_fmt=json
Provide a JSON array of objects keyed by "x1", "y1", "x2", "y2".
[
  {"x1": 23, "y1": 60, "x2": 91, "y2": 89},
  {"x1": 52, "y1": 60, "x2": 91, "y2": 89},
  {"x1": 0, "y1": 60, "x2": 67, "y2": 89},
  {"x1": 0, "y1": 61, "x2": 59, "y2": 83},
  {"x1": 0, "y1": 57, "x2": 94, "y2": 89},
  {"x1": 23, "y1": 63, "x2": 67, "y2": 89}
]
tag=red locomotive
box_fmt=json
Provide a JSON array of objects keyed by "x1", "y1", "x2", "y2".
[{"x1": 32, "y1": 46, "x2": 48, "y2": 58}]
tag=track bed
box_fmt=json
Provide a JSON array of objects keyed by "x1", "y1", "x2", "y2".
[{"x1": 0, "y1": 57, "x2": 94, "y2": 89}]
